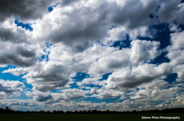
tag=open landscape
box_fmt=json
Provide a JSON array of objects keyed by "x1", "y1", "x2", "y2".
[
  {"x1": 0, "y1": 107, "x2": 183, "y2": 121},
  {"x1": 0, "y1": 113, "x2": 183, "y2": 121}
]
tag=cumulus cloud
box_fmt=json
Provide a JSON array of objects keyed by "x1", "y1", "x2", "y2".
[
  {"x1": 3, "y1": 67, "x2": 30, "y2": 76},
  {"x1": 138, "y1": 79, "x2": 170, "y2": 90},
  {"x1": 157, "y1": 0, "x2": 184, "y2": 24},
  {"x1": 28, "y1": 0, "x2": 171, "y2": 52},
  {"x1": 173, "y1": 64, "x2": 184, "y2": 82},
  {"x1": 130, "y1": 40, "x2": 161, "y2": 63},
  {"x1": 59, "y1": 88, "x2": 88, "y2": 100},
  {"x1": 34, "y1": 93, "x2": 53, "y2": 102},
  {"x1": 0, "y1": 92, "x2": 7, "y2": 99},
  {"x1": 22, "y1": 61, "x2": 70, "y2": 92},
  {"x1": 0, "y1": 79, "x2": 24, "y2": 97},
  {"x1": 91, "y1": 87, "x2": 124, "y2": 99},
  {"x1": 105, "y1": 63, "x2": 171, "y2": 90},
  {"x1": 90, "y1": 87, "x2": 99, "y2": 94},
  {"x1": 25, "y1": 89, "x2": 88, "y2": 103},
  {"x1": 89, "y1": 40, "x2": 161, "y2": 75},
  {"x1": 0, "y1": 41, "x2": 43, "y2": 67},
  {"x1": 77, "y1": 77, "x2": 106, "y2": 86}
]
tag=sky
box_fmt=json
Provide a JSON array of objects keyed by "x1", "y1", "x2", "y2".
[{"x1": 0, "y1": 0, "x2": 184, "y2": 112}]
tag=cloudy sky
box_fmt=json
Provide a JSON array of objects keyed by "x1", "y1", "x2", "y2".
[{"x1": 0, "y1": 0, "x2": 184, "y2": 112}]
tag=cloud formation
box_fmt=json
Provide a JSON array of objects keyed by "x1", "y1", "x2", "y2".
[
  {"x1": 0, "y1": 79, "x2": 24, "y2": 98},
  {"x1": 0, "y1": 0, "x2": 184, "y2": 112}
]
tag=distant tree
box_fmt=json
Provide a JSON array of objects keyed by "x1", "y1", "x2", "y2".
[
  {"x1": 74, "y1": 110, "x2": 78, "y2": 114},
  {"x1": 5, "y1": 106, "x2": 10, "y2": 111},
  {"x1": 87, "y1": 110, "x2": 91, "y2": 114}
]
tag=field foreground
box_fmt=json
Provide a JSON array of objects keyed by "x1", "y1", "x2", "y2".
[{"x1": 0, "y1": 113, "x2": 183, "y2": 121}]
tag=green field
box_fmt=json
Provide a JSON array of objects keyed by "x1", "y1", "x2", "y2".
[{"x1": 0, "y1": 113, "x2": 183, "y2": 121}]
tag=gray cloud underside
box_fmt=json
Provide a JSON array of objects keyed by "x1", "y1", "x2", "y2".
[
  {"x1": 0, "y1": 80, "x2": 24, "y2": 97},
  {"x1": 0, "y1": 0, "x2": 55, "y2": 22},
  {"x1": 0, "y1": 41, "x2": 43, "y2": 67}
]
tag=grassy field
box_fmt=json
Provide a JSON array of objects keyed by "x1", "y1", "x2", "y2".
[{"x1": 0, "y1": 113, "x2": 183, "y2": 121}]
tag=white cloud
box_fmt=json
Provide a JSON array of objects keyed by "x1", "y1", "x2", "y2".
[
  {"x1": 105, "y1": 64, "x2": 163, "y2": 90},
  {"x1": 170, "y1": 31, "x2": 184, "y2": 50},
  {"x1": 59, "y1": 88, "x2": 89, "y2": 100},
  {"x1": 25, "y1": 88, "x2": 89, "y2": 103},
  {"x1": 103, "y1": 26, "x2": 148, "y2": 45},
  {"x1": 0, "y1": 79, "x2": 25, "y2": 97},
  {"x1": 77, "y1": 77, "x2": 106, "y2": 86},
  {"x1": 90, "y1": 87, "x2": 99, "y2": 94},
  {"x1": 173, "y1": 64, "x2": 184, "y2": 82},
  {"x1": 91, "y1": 87, "x2": 124, "y2": 99},
  {"x1": 130, "y1": 40, "x2": 161, "y2": 64},
  {"x1": 89, "y1": 40, "x2": 161, "y2": 75},
  {"x1": 0, "y1": 92, "x2": 7, "y2": 99},
  {"x1": 138, "y1": 79, "x2": 170, "y2": 90},
  {"x1": 23, "y1": 61, "x2": 69, "y2": 92}
]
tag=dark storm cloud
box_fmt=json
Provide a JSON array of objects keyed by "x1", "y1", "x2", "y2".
[{"x1": 0, "y1": 0, "x2": 54, "y2": 22}]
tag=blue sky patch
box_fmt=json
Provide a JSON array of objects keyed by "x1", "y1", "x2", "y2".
[
  {"x1": 48, "y1": 6, "x2": 54, "y2": 12},
  {"x1": 164, "y1": 73, "x2": 177, "y2": 84},
  {"x1": 0, "y1": 65, "x2": 33, "y2": 90},
  {"x1": 14, "y1": 19, "x2": 33, "y2": 31},
  {"x1": 69, "y1": 82, "x2": 80, "y2": 89},
  {"x1": 75, "y1": 96, "x2": 121, "y2": 103},
  {"x1": 39, "y1": 55, "x2": 49, "y2": 62},
  {"x1": 99, "y1": 72, "x2": 112, "y2": 81},
  {"x1": 72, "y1": 72, "x2": 90, "y2": 82},
  {"x1": 147, "y1": 23, "x2": 172, "y2": 49},
  {"x1": 178, "y1": 24, "x2": 184, "y2": 32},
  {"x1": 0, "y1": 65, "x2": 18, "y2": 80},
  {"x1": 109, "y1": 25, "x2": 116, "y2": 30},
  {"x1": 50, "y1": 89, "x2": 61, "y2": 93},
  {"x1": 111, "y1": 34, "x2": 131, "y2": 49},
  {"x1": 39, "y1": 43, "x2": 52, "y2": 62},
  {"x1": 82, "y1": 84, "x2": 103, "y2": 89},
  {"x1": 48, "y1": 3, "x2": 59, "y2": 12},
  {"x1": 138, "y1": 23, "x2": 172, "y2": 50},
  {"x1": 150, "y1": 51, "x2": 170, "y2": 65},
  {"x1": 149, "y1": 13, "x2": 155, "y2": 19}
]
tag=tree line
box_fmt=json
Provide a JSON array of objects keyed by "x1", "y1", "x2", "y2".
[{"x1": 0, "y1": 106, "x2": 183, "y2": 114}]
